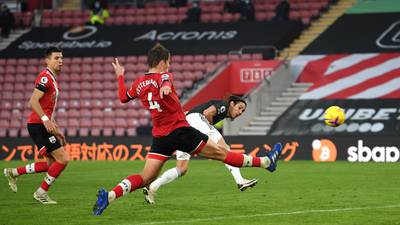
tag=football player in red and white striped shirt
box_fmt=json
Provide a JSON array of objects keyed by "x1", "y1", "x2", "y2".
[
  {"x1": 93, "y1": 44, "x2": 282, "y2": 215},
  {"x1": 4, "y1": 47, "x2": 69, "y2": 204}
]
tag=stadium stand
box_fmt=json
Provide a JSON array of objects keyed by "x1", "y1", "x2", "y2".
[
  {"x1": 0, "y1": 0, "x2": 337, "y2": 137},
  {"x1": 39, "y1": 0, "x2": 331, "y2": 27},
  {"x1": 0, "y1": 53, "x2": 262, "y2": 137}
]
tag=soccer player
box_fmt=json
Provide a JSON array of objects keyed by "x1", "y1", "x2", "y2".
[
  {"x1": 92, "y1": 44, "x2": 282, "y2": 215},
  {"x1": 3, "y1": 47, "x2": 68, "y2": 204},
  {"x1": 143, "y1": 96, "x2": 258, "y2": 204}
]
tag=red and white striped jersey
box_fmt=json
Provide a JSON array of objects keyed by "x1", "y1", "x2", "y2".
[
  {"x1": 124, "y1": 72, "x2": 189, "y2": 137},
  {"x1": 27, "y1": 68, "x2": 60, "y2": 124}
]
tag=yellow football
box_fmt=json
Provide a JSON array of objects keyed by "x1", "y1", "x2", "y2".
[{"x1": 324, "y1": 106, "x2": 345, "y2": 127}]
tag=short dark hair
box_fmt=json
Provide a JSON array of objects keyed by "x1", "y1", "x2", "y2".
[
  {"x1": 147, "y1": 43, "x2": 170, "y2": 68},
  {"x1": 228, "y1": 95, "x2": 247, "y2": 106},
  {"x1": 45, "y1": 47, "x2": 62, "y2": 58}
]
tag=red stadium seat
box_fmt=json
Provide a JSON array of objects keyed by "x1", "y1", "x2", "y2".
[
  {"x1": 20, "y1": 129, "x2": 30, "y2": 137},
  {"x1": 103, "y1": 128, "x2": 113, "y2": 136},
  {"x1": 127, "y1": 128, "x2": 137, "y2": 136},
  {"x1": 93, "y1": 57, "x2": 104, "y2": 64},
  {"x1": 79, "y1": 128, "x2": 89, "y2": 137},
  {"x1": 103, "y1": 118, "x2": 115, "y2": 128},
  {"x1": 6, "y1": 58, "x2": 17, "y2": 65},
  {"x1": 69, "y1": 91, "x2": 81, "y2": 99},
  {"x1": 0, "y1": 110, "x2": 11, "y2": 118},
  {"x1": 92, "y1": 118, "x2": 104, "y2": 128},
  {"x1": 166, "y1": 15, "x2": 179, "y2": 24},
  {"x1": 68, "y1": 109, "x2": 80, "y2": 118},
  {"x1": 80, "y1": 118, "x2": 91, "y2": 128},
  {"x1": 0, "y1": 120, "x2": 10, "y2": 128},
  {"x1": 56, "y1": 110, "x2": 68, "y2": 119},
  {"x1": 8, "y1": 129, "x2": 19, "y2": 137},
  {"x1": 114, "y1": 128, "x2": 125, "y2": 136},
  {"x1": 10, "y1": 120, "x2": 22, "y2": 128},
  {"x1": 13, "y1": 92, "x2": 24, "y2": 100},
  {"x1": 67, "y1": 128, "x2": 78, "y2": 137},
  {"x1": 182, "y1": 55, "x2": 194, "y2": 62},
  {"x1": 91, "y1": 109, "x2": 104, "y2": 118},
  {"x1": 91, "y1": 128, "x2": 102, "y2": 136},
  {"x1": 200, "y1": 14, "x2": 212, "y2": 23},
  {"x1": 80, "y1": 109, "x2": 91, "y2": 117}
]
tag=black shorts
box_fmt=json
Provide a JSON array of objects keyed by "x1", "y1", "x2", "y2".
[
  {"x1": 27, "y1": 123, "x2": 61, "y2": 156},
  {"x1": 148, "y1": 126, "x2": 209, "y2": 161}
]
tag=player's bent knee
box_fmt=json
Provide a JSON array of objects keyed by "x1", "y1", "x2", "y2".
[
  {"x1": 176, "y1": 161, "x2": 189, "y2": 176},
  {"x1": 52, "y1": 147, "x2": 69, "y2": 165},
  {"x1": 215, "y1": 145, "x2": 228, "y2": 160},
  {"x1": 179, "y1": 168, "x2": 188, "y2": 176}
]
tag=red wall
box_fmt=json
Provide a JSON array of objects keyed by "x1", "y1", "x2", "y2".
[
  {"x1": 183, "y1": 66, "x2": 230, "y2": 111},
  {"x1": 183, "y1": 60, "x2": 282, "y2": 111}
]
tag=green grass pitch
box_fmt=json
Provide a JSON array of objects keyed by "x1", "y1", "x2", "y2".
[{"x1": 0, "y1": 160, "x2": 399, "y2": 225}]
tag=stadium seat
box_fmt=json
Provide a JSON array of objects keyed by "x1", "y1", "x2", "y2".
[
  {"x1": 89, "y1": 128, "x2": 101, "y2": 136},
  {"x1": 114, "y1": 128, "x2": 125, "y2": 136},
  {"x1": 103, "y1": 128, "x2": 113, "y2": 136},
  {"x1": 8, "y1": 129, "x2": 19, "y2": 137},
  {"x1": 20, "y1": 129, "x2": 30, "y2": 137}
]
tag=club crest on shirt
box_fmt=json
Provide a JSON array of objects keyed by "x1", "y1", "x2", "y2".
[
  {"x1": 219, "y1": 106, "x2": 226, "y2": 114},
  {"x1": 49, "y1": 136, "x2": 56, "y2": 143}
]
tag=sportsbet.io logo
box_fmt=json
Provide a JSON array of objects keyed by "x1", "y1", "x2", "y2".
[
  {"x1": 18, "y1": 25, "x2": 111, "y2": 50},
  {"x1": 63, "y1": 25, "x2": 98, "y2": 40},
  {"x1": 312, "y1": 139, "x2": 337, "y2": 162}
]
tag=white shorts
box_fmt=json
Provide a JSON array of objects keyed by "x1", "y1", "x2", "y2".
[{"x1": 176, "y1": 113, "x2": 223, "y2": 161}]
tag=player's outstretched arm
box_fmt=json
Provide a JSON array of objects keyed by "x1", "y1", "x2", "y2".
[
  {"x1": 112, "y1": 58, "x2": 131, "y2": 103},
  {"x1": 112, "y1": 58, "x2": 125, "y2": 79}
]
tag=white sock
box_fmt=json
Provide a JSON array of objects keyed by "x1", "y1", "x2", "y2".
[
  {"x1": 224, "y1": 164, "x2": 244, "y2": 184},
  {"x1": 108, "y1": 191, "x2": 116, "y2": 202},
  {"x1": 261, "y1": 157, "x2": 271, "y2": 168},
  {"x1": 149, "y1": 167, "x2": 180, "y2": 192},
  {"x1": 36, "y1": 187, "x2": 46, "y2": 194},
  {"x1": 11, "y1": 168, "x2": 19, "y2": 177}
]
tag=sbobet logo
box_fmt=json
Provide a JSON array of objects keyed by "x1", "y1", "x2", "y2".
[{"x1": 347, "y1": 140, "x2": 400, "y2": 162}]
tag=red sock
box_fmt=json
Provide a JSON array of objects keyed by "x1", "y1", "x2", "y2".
[
  {"x1": 40, "y1": 162, "x2": 66, "y2": 191},
  {"x1": 17, "y1": 162, "x2": 49, "y2": 175},
  {"x1": 112, "y1": 174, "x2": 143, "y2": 199},
  {"x1": 252, "y1": 157, "x2": 261, "y2": 167},
  {"x1": 224, "y1": 152, "x2": 244, "y2": 167},
  {"x1": 16, "y1": 167, "x2": 26, "y2": 175},
  {"x1": 224, "y1": 152, "x2": 263, "y2": 167}
]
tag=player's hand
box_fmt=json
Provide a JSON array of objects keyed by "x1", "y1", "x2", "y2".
[
  {"x1": 160, "y1": 86, "x2": 171, "y2": 99},
  {"x1": 52, "y1": 119, "x2": 59, "y2": 128},
  {"x1": 43, "y1": 120, "x2": 57, "y2": 135},
  {"x1": 112, "y1": 58, "x2": 125, "y2": 78},
  {"x1": 55, "y1": 131, "x2": 68, "y2": 146}
]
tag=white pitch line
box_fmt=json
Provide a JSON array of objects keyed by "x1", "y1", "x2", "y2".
[{"x1": 119, "y1": 204, "x2": 400, "y2": 225}]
